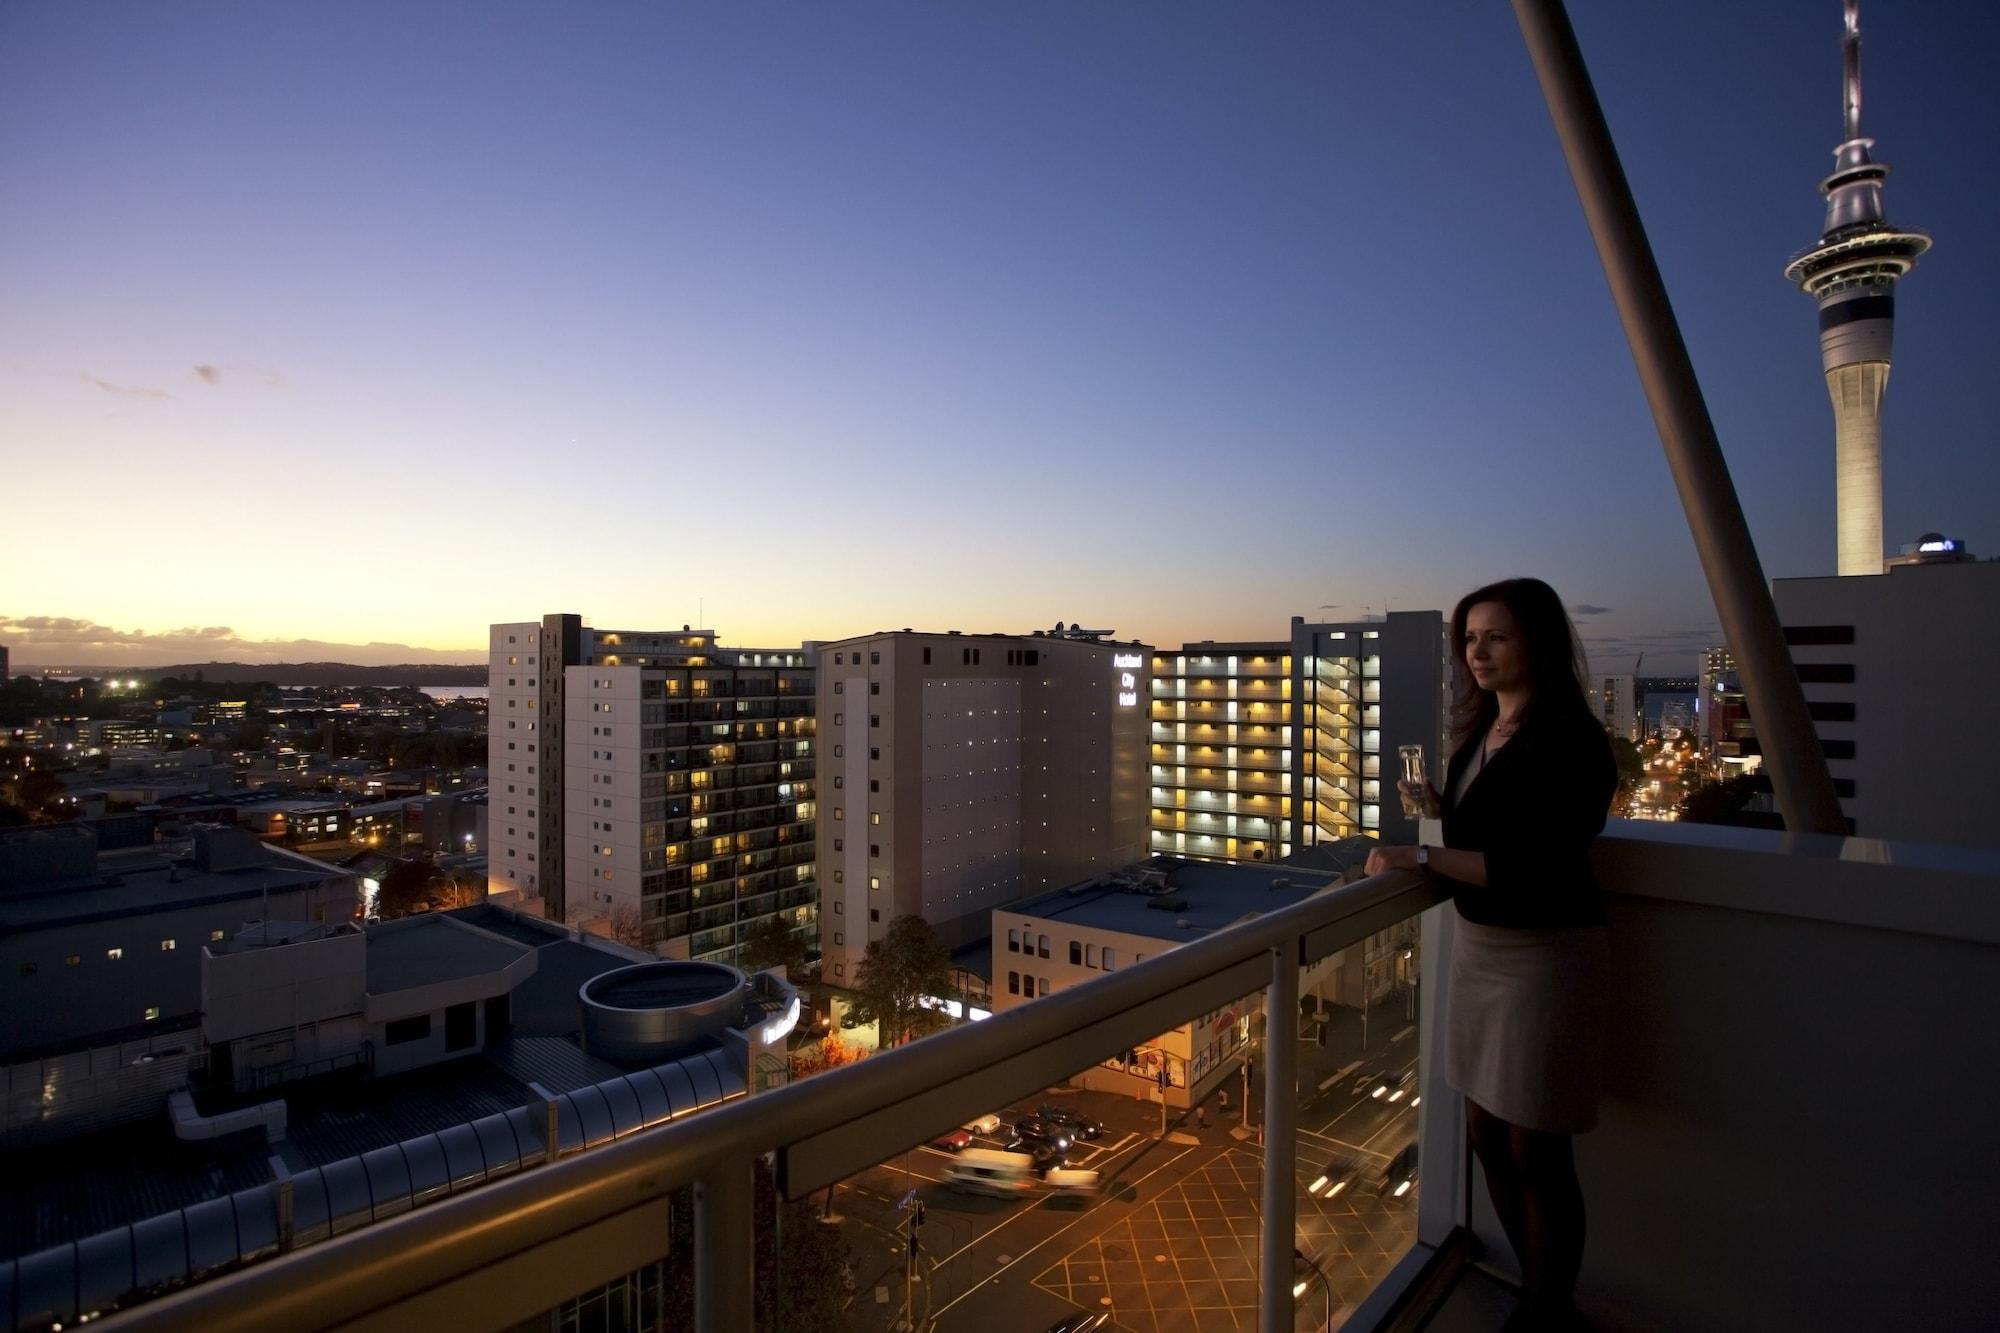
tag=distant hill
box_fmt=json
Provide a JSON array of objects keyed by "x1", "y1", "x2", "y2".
[{"x1": 128, "y1": 662, "x2": 488, "y2": 687}]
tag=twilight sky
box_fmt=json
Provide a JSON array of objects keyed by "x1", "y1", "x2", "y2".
[{"x1": 3, "y1": 1, "x2": 1995, "y2": 672}]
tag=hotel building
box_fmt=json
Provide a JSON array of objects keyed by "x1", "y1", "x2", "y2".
[
  {"x1": 1148, "y1": 612, "x2": 1447, "y2": 864},
  {"x1": 488, "y1": 617, "x2": 816, "y2": 963},
  {"x1": 814, "y1": 628, "x2": 1150, "y2": 984}
]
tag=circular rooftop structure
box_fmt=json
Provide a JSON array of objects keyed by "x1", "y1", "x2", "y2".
[{"x1": 580, "y1": 960, "x2": 749, "y2": 1063}]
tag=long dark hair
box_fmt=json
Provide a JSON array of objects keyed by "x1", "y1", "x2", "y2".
[{"x1": 1448, "y1": 577, "x2": 1592, "y2": 745}]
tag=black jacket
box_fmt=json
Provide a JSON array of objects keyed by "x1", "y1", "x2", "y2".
[{"x1": 1439, "y1": 702, "x2": 1617, "y2": 928}]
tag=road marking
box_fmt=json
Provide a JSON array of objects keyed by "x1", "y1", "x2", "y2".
[
  {"x1": 1319, "y1": 1060, "x2": 1359, "y2": 1092},
  {"x1": 929, "y1": 1144, "x2": 1199, "y2": 1320},
  {"x1": 1360, "y1": 1102, "x2": 1419, "y2": 1152}
]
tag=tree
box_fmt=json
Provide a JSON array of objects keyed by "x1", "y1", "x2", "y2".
[
  {"x1": 740, "y1": 913, "x2": 811, "y2": 978},
  {"x1": 606, "y1": 903, "x2": 647, "y2": 950},
  {"x1": 377, "y1": 856, "x2": 443, "y2": 919},
  {"x1": 1608, "y1": 736, "x2": 1645, "y2": 805},
  {"x1": 1678, "y1": 773, "x2": 1763, "y2": 826},
  {"x1": 788, "y1": 1036, "x2": 863, "y2": 1083},
  {"x1": 850, "y1": 915, "x2": 955, "y2": 1049},
  {"x1": 656, "y1": 1162, "x2": 858, "y2": 1333}
]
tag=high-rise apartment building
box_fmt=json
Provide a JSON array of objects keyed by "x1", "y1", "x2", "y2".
[
  {"x1": 1147, "y1": 613, "x2": 1446, "y2": 864},
  {"x1": 815, "y1": 628, "x2": 1150, "y2": 984},
  {"x1": 489, "y1": 618, "x2": 816, "y2": 963},
  {"x1": 1771, "y1": 548, "x2": 1999, "y2": 848},
  {"x1": 1588, "y1": 674, "x2": 1640, "y2": 743}
]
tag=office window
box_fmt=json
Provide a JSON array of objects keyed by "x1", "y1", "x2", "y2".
[
  {"x1": 66, "y1": 954, "x2": 81, "y2": 967},
  {"x1": 869, "y1": 876, "x2": 881, "y2": 890},
  {"x1": 833, "y1": 776, "x2": 843, "y2": 788},
  {"x1": 870, "y1": 715, "x2": 880, "y2": 728},
  {"x1": 1008, "y1": 928, "x2": 1020, "y2": 953},
  {"x1": 833, "y1": 838, "x2": 844, "y2": 852},
  {"x1": 1009, "y1": 972, "x2": 1020, "y2": 995},
  {"x1": 871, "y1": 812, "x2": 881, "y2": 825},
  {"x1": 385, "y1": 1015, "x2": 431, "y2": 1046},
  {"x1": 834, "y1": 932, "x2": 844, "y2": 946},
  {"x1": 870, "y1": 909, "x2": 880, "y2": 922},
  {"x1": 870, "y1": 779, "x2": 879, "y2": 792},
  {"x1": 834, "y1": 870, "x2": 843, "y2": 883},
  {"x1": 835, "y1": 653, "x2": 844, "y2": 665},
  {"x1": 833, "y1": 744, "x2": 843, "y2": 758},
  {"x1": 160, "y1": 938, "x2": 176, "y2": 952},
  {"x1": 833, "y1": 901, "x2": 843, "y2": 915},
  {"x1": 106, "y1": 947, "x2": 123, "y2": 961},
  {"x1": 923, "y1": 648, "x2": 931, "y2": 665},
  {"x1": 870, "y1": 747, "x2": 880, "y2": 761},
  {"x1": 1069, "y1": 941, "x2": 1083, "y2": 965},
  {"x1": 833, "y1": 807, "x2": 843, "y2": 820},
  {"x1": 1086, "y1": 944, "x2": 1099, "y2": 968},
  {"x1": 834, "y1": 713, "x2": 843, "y2": 726},
  {"x1": 445, "y1": 1002, "x2": 477, "y2": 1053},
  {"x1": 870, "y1": 651, "x2": 880, "y2": 665},
  {"x1": 1102, "y1": 947, "x2": 1117, "y2": 970},
  {"x1": 870, "y1": 844, "x2": 880, "y2": 857},
  {"x1": 870, "y1": 681, "x2": 880, "y2": 695},
  {"x1": 1785, "y1": 624, "x2": 1856, "y2": 646},
  {"x1": 1038, "y1": 934, "x2": 1051, "y2": 959},
  {"x1": 833, "y1": 964, "x2": 844, "y2": 978},
  {"x1": 1038, "y1": 977, "x2": 1049, "y2": 996},
  {"x1": 834, "y1": 681, "x2": 843, "y2": 694},
  {"x1": 144, "y1": 1006, "x2": 161, "y2": 1021}
]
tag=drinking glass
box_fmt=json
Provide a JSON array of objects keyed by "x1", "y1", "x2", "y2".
[{"x1": 1398, "y1": 744, "x2": 1431, "y2": 818}]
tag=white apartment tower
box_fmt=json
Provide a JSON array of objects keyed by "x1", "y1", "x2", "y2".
[
  {"x1": 489, "y1": 617, "x2": 816, "y2": 964},
  {"x1": 815, "y1": 628, "x2": 1150, "y2": 984}
]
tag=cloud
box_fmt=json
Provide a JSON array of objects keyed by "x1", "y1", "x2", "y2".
[
  {"x1": 0, "y1": 616, "x2": 483, "y2": 668},
  {"x1": 78, "y1": 372, "x2": 172, "y2": 400},
  {"x1": 188, "y1": 362, "x2": 290, "y2": 389},
  {"x1": 191, "y1": 364, "x2": 222, "y2": 385},
  {"x1": 1568, "y1": 603, "x2": 1613, "y2": 618}
]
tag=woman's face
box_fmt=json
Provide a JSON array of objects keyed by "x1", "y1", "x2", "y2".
[{"x1": 1464, "y1": 600, "x2": 1528, "y2": 695}]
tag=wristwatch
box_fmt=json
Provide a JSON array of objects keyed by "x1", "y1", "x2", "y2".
[{"x1": 1415, "y1": 845, "x2": 1431, "y2": 869}]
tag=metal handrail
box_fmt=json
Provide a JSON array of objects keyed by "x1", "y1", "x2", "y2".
[{"x1": 101, "y1": 867, "x2": 1445, "y2": 1333}]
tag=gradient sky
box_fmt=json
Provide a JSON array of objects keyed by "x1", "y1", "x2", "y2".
[{"x1": 3, "y1": 1, "x2": 1995, "y2": 672}]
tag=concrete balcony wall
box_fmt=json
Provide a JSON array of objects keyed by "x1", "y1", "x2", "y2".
[{"x1": 1514, "y1": 824, "x2": 2000, "y2": 1331}]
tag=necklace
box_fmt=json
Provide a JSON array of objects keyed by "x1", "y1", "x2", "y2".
[{"x1": 1482, "y1": 714, "x2": 1521, "y2": 768}]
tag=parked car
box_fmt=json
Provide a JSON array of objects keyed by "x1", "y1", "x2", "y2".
[
  {"x1": 1009, "y1": 1117, "x2": 1074, "y2": 1152},
  {"x1": 1035, "y1": 1104, "x2": 1104, "y2": 1140},
  {"x1": 1306, "y1": 1152, "x2": 1366, "y2": 1200},
  {"x1": 1004, "y1": 1139, "x2": 1069, "y2": 1174},
  {"x1": 838, "y1": 1008, "x2": 865, "y2": 1030},
  {"x1": 930, "y1": 1127, "x2": 973, "y2": 1153},
  {"x1": 963, "y1": 1112, "x2": 1003, "y2": 1136}
]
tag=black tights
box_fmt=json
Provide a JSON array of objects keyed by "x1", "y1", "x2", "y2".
[{"x1": 1465, "y1": 1099, "x2": 1585, "y2": 1318}]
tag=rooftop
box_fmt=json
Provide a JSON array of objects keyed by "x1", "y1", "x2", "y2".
[
  {"x1": 999, "y1": 855, "x2": 1342, "y2": 942},
  {"x1": 363, "y1": 913, "x2": 532, "y2": 994}
]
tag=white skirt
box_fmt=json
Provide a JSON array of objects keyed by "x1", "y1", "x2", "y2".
[{"x1": 1444, "y1": 917, "x2": 1610, "y2": 1134}]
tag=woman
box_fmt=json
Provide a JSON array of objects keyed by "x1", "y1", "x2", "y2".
[{"x1": 1364, "y1": 577, "x2": 1616, "y2": 1329}]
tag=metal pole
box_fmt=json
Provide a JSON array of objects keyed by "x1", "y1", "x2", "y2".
[
  {"x1": 1259, "y1": 943, "x2": 1300, "y2": 1333},
  {"x1": 694, "y1": 1157, "x2": 754, "y2": 1332},
  {"x1": 1510, "y1": 0, "x2": 1846, "y2": 835}
]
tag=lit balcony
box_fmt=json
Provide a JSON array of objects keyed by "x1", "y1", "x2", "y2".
[{"x1": 36, "y1": 822, "x2": 1993, "y2": 1332}]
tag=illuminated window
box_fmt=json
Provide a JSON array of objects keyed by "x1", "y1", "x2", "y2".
[
  {"x1": 106, "y1": 947, "x2": 123, "y2": 961},
  {"x1": 869, "y1": 876, "x2": 881, "y2": 890},
  {"x1": 144, "y1": 1007, "x2": 160, "y2": 1021}
]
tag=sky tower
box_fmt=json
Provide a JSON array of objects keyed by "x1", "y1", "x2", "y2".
[{"x1": 1784, "y1": 0, "x2": 1930, "y2": 576}]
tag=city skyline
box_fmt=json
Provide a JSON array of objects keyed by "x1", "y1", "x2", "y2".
[{"x1": 4, "y1": 2, "x2": 1996, "y2": 675}]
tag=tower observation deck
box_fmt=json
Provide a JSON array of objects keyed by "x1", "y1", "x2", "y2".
[{"x1": 1784, "y1": 0, "x2": 1929, "y2": 577}]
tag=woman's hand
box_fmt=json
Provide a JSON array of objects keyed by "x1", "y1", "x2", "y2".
[
  {"x1": 1364, "y1": 844, "x2": 1422, "y2": 876},
  {"x1": 1396, "y1": 779, "x2": 1441, "y2": 818}
]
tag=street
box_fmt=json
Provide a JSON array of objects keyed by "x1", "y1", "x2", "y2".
[{"x1": 819, "y1": 998, "x2": 1423, "y2": 1332}]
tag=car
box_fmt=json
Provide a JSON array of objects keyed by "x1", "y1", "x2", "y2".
[
  {"x1": 1370, "y1": 1067, "x2": 1416, "y2": 1103},
  {"x1": 942, "y1": 1148, "x2": 1039, "y2": 1198},
  {"x1": 1305, "y1": 1152, "x2": 1366, "y2": 1200},
  {"x1": 1003, "y1": 1139, "x2": 1069, "y2": 1173},
  {"x1": 963, "y1": 1112, "x2": 1003, "y2": 1136},
  {"x1": 1044, "y1": 1312, "x2": 1111, "y2": 1333},
  {"x1": 1381, "y1": 1142, "x2": 1419, "y2": 1199},
  {"x1": 1009, "y1": 1117, "x2": 1074, "y2": 1152},
  {"x1": 930, "y1": 1127, "x2": 973, "y2": 1153},
  {"x1": 838, "y1": 1008, "x2": 864, "y2": 1030},
  {"x1": 1044, "y1": 1167, "x2": 1101, "y2": 1194},
  {"x1": 1035, "y1": 1104, "x2": 1105, "y2": 1140}
]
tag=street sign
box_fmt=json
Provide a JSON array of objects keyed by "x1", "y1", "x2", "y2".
[{"x1": 896, "y1": 1188, "x2": 918, "y2": 1212}]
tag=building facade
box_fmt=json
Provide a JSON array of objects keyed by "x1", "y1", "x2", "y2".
[
  {"x1": 1772, "y1": 553, "x2": 1999, "y2": 848},
  {"x1": 1148, "y1": 613, "x2": 1446, "y2": 865},
  {"x1": 1588, "y1": 674, "x2": 1641, "y2": 744},
  {"x1": 489, "y1": 618, "x2": 816, "y2": 965},
  {"x1": 815, "y1": 628, "x2": 1151, "y2": 984}
]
